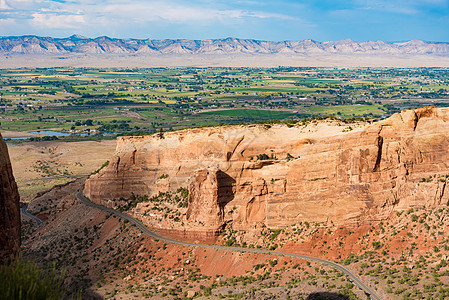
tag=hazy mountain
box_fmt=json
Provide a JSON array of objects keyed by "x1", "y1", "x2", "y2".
[{"x1": 1, "y1": 35, "x2": 449, "y2": 55}]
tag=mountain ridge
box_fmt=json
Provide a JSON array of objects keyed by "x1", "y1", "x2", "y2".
[{"x1": 1, "y1": 35, "x2": 449, "y2": 55}]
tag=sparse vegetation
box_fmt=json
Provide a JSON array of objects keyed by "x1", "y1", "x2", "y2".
[{"x1": 92, "y1": 160, "x2": 109, "y2": 175}]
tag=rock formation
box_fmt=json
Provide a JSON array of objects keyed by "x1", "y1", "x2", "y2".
[
  {"x1": 85, "y1": 107, "x2": 449, "y2": 237},
  {"x1": 0, "y1": 132, "x2": 21, "y2": 262}
]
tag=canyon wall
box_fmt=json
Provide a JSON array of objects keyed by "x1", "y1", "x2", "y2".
[
  {"x1": 85, "y1": 107, "x2": 449, "y2": 236},
  {"x1": 0, "y1": 133, "x2": 21, "y2": 262}
]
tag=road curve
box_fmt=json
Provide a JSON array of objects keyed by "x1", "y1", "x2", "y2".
[
  {"x1": 76, "y1": 191, "x2": 382, "y2": 300},
  {"x1": 21, "y1": 204, "x2": 43, "y2": 226}
]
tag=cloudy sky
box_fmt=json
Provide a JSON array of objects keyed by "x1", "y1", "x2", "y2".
[{"x1": 0, "y1": 0, "x2": 448, "y2": 41}]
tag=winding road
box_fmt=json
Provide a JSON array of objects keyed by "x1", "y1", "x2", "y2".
[
  {"x1": 75, "y1": 191, "x2": 382, "y2": 300},
  {"x1": 17, "y1": 174, "x2": 90, "y2": 183},
  {"x1": 21, "y1": 204, "x2": 43, "y2": 225}
]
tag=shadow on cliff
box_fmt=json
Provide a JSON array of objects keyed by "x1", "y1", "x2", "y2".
[
  {"x1": 217, "y1": 170, "x2": 235, "y2": 206},
  {"x1": 306, "y1": 292, "x2": 350, "y2": 300}
]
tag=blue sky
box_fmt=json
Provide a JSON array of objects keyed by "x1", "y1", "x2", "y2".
[{"x1": 0, "y1": 0, "x2": 448, "y2": 42}]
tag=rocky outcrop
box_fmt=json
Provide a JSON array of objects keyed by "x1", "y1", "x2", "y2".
[
  {"x1": 0, "y1": 132, "x2": 20, "y2": 262},
  {"x1": 186, "y1": 169, "x2": 222, "y2": 230},
  {"x1": 85, "y1": 107, "x2": 449, "y2": 238}
]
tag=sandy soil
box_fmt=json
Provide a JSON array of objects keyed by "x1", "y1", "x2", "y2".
[
  {"x1": 2, "y1": 53, "x2": 449, "y2": 68},
  {"x1": 8, "y1": 139, "x2": 116, "y2": 200},
  {"x1": 1, "y1": 131, "x2": 45, "y2": 138}
]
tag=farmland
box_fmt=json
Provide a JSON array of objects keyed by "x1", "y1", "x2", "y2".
[{"x1": 1, "y1": 67, "x2": 449, "y2": 141}]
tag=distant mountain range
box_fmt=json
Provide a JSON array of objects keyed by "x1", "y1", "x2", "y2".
[{"x1": 1, "y1": 35, "x2": 448, "y2": 56}]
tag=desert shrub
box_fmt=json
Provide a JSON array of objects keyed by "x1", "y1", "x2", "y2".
[
  {"x1": 372, "y1": 241, "x2": 383, "y2": 250},
  {"x1": 257, "y1": 153, "x2": 270, "y2": 160},
  {"x1": 91, "y1": 160, "x2": 109, "y2": 175}
]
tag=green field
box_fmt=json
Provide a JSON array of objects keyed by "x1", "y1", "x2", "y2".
[
  {"x1": 1, "y1": 67, "x2": 448, "y2": 141},
  {"x1": 306, "y1": 105, "x2": 386, "y2": 118},
  {"x1": 199, "y1": 109, "x2": 296, "y2": 119}
]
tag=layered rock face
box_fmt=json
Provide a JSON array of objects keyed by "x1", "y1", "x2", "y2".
[
  {"x1": 0, "y1": 133, "x2": 20, "y2": 262},
  {"x1": 85, "y1": 107, "x2": 449, "y2": 236}
]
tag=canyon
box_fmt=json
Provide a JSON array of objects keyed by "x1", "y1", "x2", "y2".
[
  {"x1": 85, "y1": 106, "x2": 449, "y2": 242},
  {"x1": 0, "y1": 133, "x2": 20, "y2": 262}
]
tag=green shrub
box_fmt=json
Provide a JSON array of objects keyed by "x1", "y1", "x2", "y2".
[
  {"x1": 372, "y1": 241, "x2": 383, "y2": 250},
  {"x1": 257, "y1": 153, "x2": 270, "y2": 160},
  {"x1": 91, "y1": 160, "x2": 109, "y2": 175}
]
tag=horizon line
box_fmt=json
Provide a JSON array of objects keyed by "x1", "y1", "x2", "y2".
[{"x1": 0, "y1": 34, "x2": 447, "y2": 44}]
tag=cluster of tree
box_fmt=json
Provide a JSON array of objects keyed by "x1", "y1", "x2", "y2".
[
  {"x1": 74, "y1": 119, "x2": 93, "y2": 126},
  {"x1": 97, "y1": 120, "x2": 141, "y2": 133},
  {"x1": 27, "y1": 136, "x2": 59, "y2": 142}
]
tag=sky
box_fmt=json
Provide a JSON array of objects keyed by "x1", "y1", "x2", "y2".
[{"x1": 0, "y1": 0, "x2": 449, "y2": 42}]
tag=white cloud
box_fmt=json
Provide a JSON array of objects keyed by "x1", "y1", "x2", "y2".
[
  {"x1": 1, "y1": 0, "x2": 298, "y2": 35},
  {"x1": 0, "y1": 0, "x2": 11, "y2": 9},
  {"x1": 99, "y1": 2, "x2": 294, "y2": 23},
  {"x1": 0, "y1": 0, "x2": 303, "y2": 38},
  {"x1": 31, "y1": 12, "x2": 85, "y2": 28},
  {"x1": 0, "y1": 18, "x2": 14, "y2": 26}
]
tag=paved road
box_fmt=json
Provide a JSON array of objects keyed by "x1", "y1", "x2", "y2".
[
  {"x1": 21, "y1": 204, "x2": 43, "y2": 226},
  {"x1": 76, "y1": 191, "x2": 382, "y2": 300},
  {"x1": 17, "y1": 174, "x2": 90, "y2": 183}
]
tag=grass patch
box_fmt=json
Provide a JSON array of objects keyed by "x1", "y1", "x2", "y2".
[
  {"x1": 0, "y1": 255, "x2": 79, "y2": 300},
  {"x1": 306, "y1": 105, "x2": 385, "y2": 117},
  {"x1": 199, "y1": 109, "x2": 296, "y2": 120}
]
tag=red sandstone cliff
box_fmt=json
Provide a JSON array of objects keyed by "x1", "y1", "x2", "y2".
[
  {"x1": 0, "y1": 132, "x2": 20, "y2": 262},
  {"x1": 85, "y1": 107, "x2": 449, "y2": 236}
]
